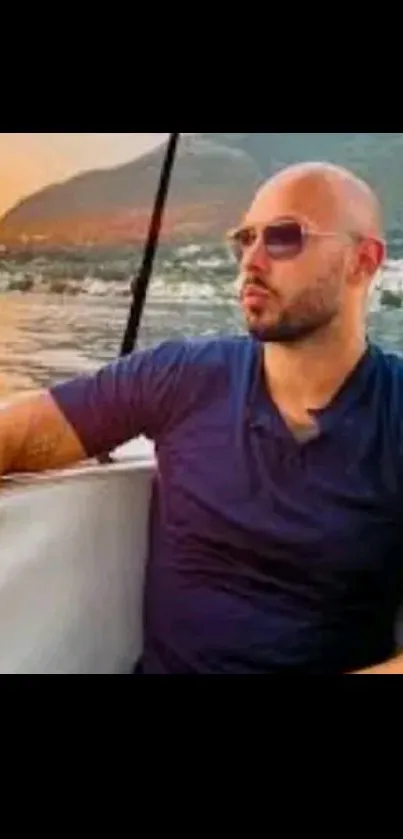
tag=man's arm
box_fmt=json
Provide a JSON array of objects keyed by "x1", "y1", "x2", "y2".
[
  {"x1": 0, "y1": 390, "x2": 87, "y2": 476},
  {"x1": 0, "y1": 340, "x2": 190, "y2": 477}
]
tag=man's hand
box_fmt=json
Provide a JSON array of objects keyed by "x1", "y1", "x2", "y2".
[{"x1": 0, "y1": 391, "x2": 87, "y2": 477}]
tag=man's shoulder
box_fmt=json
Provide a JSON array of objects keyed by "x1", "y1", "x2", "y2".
[
  {"x1": 140, "y1": 334, "x2": 256, "y2": 372},
  {"x1": 371, "y1": 342, "x2": 403, "y2": 395},
  {"x1": 369, "y1": 343, "x2": 403, "y2": 447},
  {"x1": 124, "y1": 334, "x2": 256, "y2": 431}
]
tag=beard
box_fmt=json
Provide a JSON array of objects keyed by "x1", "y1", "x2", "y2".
[{"x1": 243, "y1": 265, "x2": 343, "y2": 345}]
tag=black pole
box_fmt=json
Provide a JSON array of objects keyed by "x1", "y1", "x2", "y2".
[
  {"x1": 120, "y1": 132, "x2": 181, "y2": 357},
  {"x1": 98, "y1": 133, "x2": 180, "y2": 465}
]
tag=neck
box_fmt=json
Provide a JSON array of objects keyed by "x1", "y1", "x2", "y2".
[{"x1": 263, "y1": 320, "x2": 368, "y2": 411}]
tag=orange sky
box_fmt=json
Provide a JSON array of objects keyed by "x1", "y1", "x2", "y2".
[{"x1": 0, "y1": 134, "x2": 174, "y2": 217}]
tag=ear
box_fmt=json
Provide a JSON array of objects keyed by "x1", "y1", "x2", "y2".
[
  {"x1": 359, "y1": 238, "x2": 386, "y2": 278},
  {"x1": 349, "y1": 238, "x2": 386, "y2": 285}
]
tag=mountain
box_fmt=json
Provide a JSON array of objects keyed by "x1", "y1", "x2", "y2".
[{"x1": 2, "y1": 133, "x2": 403, "y2": 247}]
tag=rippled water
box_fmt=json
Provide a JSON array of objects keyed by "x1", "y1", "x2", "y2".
[
  {"x1": 0, "y1": 292, "x2": 244, "y2": 399},
  {"x1": 1, "y1": 290, "x2": 403, "y2": 403},
  {"x1": 1, "y1": 242, "x2": 403, "y2": 402}
]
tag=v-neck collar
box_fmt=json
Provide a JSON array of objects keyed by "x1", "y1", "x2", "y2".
[{"x1": 247, "y1": 338, "x2": 378, "y2": 444}]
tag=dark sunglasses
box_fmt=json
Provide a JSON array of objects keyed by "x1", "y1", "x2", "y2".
[{"x1": 227, "y1": 220, "x2": 359, "y2": 262}]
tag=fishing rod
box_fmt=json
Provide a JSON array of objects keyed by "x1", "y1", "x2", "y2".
[
  {"x1": 99, "y1": 133, "x2": 180, "y2": 465},
  {"x1": 120, "y1": 132, "x2": 181, "y2": 356}
]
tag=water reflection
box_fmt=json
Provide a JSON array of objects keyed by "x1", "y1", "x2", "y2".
[{"x1": 0, "y1": 292, "x2": 243, "y2": 399}]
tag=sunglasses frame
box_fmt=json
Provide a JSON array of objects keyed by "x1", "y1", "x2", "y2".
[{"x1": 226, "y1": 219, "x2": 379, "y2": 262}]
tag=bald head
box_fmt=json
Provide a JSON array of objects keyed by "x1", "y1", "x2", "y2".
[
  {"x1": 245, "y1": 161, "x2": 384, "y2": 242},
  {"x1": 237, "y1": 161, "x2": 385, "y2": 347}
]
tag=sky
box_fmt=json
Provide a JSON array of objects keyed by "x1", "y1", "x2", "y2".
[{"x1": 0, "y1": 134, "x2": 174, "y2": 217}]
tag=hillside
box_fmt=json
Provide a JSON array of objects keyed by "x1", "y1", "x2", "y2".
[{"x1": 1, "y1": 133, "x2": 403, "y2": 246}]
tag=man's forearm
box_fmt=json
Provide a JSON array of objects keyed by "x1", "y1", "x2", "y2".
[{"x1": 0, "y1": 391, "x2": 87, "y2": 476}]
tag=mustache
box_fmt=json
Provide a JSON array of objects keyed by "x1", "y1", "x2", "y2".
[
  {"x1": 246, "y1": 276, "x2": 268, "y2": 291},
  {"x1": 236, "y1": 273, "x2": 276, "y2": 297}
]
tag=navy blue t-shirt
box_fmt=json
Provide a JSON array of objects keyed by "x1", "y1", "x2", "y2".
[{"x1": 50, "y1": 336, "x2": 403, "y2": 674}]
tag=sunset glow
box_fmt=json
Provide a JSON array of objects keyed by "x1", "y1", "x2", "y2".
[{"x1": 0, "y1": 134, "x2": 170, "y2": 217}]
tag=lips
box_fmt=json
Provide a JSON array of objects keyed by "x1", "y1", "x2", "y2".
[{"x1": 242, "y1": 283, "x2": 270, "y2": 303}]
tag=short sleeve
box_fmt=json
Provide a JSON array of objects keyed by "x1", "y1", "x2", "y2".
[{"x1": 49, "y1": 340, "x2": 190, "y2": 458}]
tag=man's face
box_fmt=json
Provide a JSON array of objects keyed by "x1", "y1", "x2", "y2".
[{"x1": 233, "y1": 178, "x2": 356, "y2": 344}]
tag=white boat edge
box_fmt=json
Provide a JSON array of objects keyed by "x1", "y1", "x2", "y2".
[{"x1": 0, "y1": 438, "x2": 156, "y2": 675}]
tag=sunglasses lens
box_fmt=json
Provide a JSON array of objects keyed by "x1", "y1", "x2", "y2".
[
  {"x1": 229, "y1": 222, "x2": 304, "y2": 261},
  {"x1": 264, "y1": 222, "x2": 303, "y2": 257},
  {"x1": 229, "y1": 228, "x2": 257, "y2": 261}
]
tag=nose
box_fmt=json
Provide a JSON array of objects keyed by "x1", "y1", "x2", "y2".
[{"x1": 241, "y1": 232, "x2": 271, "y2": 275}]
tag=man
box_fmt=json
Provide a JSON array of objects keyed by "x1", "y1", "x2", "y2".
[{"x1": 1, "y1": 161, "x2": 403, "y2": 674}]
